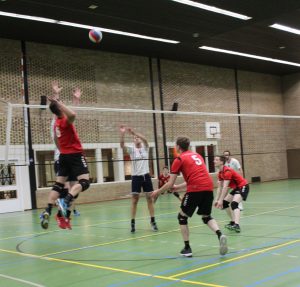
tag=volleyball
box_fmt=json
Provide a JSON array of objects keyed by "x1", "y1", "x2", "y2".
[{"x1": 89, "y1": 29, "x2": 102, "y2": 43}]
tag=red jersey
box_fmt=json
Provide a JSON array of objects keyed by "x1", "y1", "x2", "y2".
[
  {"x1": 218, "y1": 166, "x2": 247, "y2": 189},
  {"x1": 54, "y1": 116, "x2": 83, "y2": 154},
  {"x1": 159, "y1": 174, "x2": 170, "y2": 188},
  {"x1": 171, "y1": 151, "x2": 213, "y2": 192}
]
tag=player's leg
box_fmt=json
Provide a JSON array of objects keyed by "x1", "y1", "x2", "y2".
[
  {"x1": 60, "y1": 154, "x2": 90, "y2": 215},
  {"x1": 230, "y1": 194, "x2": 242, "y2": 232},
  {"x1": 143, "y1": 174, "x2": 158, "y2": 231},
  {"x1": 40, "y1": 177, "x2": 67, "y2": 229},
  {"x1": 198, "y1": 191, "x2": 228, "y2": 256},
  {"x1": 223, "y1": 193, "x2": 235, "y2": 229},
  {"x1": 130, "y1": 175, "x2": 142, "y2": 233}
]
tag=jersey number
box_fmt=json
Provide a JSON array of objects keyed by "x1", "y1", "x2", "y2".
[{"x1": 191, "y1": 155, "x2": 202, "y2": 165}]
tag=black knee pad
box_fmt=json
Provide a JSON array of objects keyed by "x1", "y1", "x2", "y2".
[
  {"x1": 202, "y1": 215, "x2": 213, "y2": 224},
  {"x1": 231, "y1": 201, "x2": 239, "y2": 210},
  {"x1": 59, "y1": 188, "x2": 69, "y2": 199},
  {"x1": 79, "y1": 179, "x2": 90, "y2": 192},
  {"x1": 177, "y1": 213, "x2": 188, "y2": 225},
  {"x1": 223, "y1": 200, "x2": 230, "y2": 209},
  {"x1": 52, "y1": 182, "x2": 64, "y2": 193}
]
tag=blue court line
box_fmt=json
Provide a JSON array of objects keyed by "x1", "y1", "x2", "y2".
[
  {"x1": 152, "y1": 243, "x2": 300, "y2": 287},
  {"x1": 106, "y1": 237, "x2": 300, "y2": 287},
  {"x1": 244, "y1": 266, "x2": 300, "y2": 287}
]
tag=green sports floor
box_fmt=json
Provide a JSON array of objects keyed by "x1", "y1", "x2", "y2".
[{"x1": 1, "y1": 179, "x2": 300, "y2": 287}]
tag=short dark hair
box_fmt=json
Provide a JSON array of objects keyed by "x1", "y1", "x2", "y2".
[
  {"x1": 223, "y1": 150, "x2": 231, "y2": 155},
  {"x1": 49, "y1": 102, "x2": 62, "y2": 116},
  {"x1": 216, "y1": 155, "x2": 227, "y2": 164},
  {"x1": 176, "y1": 137, "x2": 190, "y2": 151}
]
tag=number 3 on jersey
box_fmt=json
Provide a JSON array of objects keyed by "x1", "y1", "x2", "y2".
[{"x1": 191, "y1": 155, "x2": 202, "y2": 165}]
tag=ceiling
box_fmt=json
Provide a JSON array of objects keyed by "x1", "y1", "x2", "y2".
[{"x1": 1, "y1": 0, "x2": 300, "y2": 75}]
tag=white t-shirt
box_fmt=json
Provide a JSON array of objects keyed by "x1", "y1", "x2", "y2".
[
  {"x1": 50, "y1": 118, "x2": 60, "y2": 162},
  {"x1": 225, "y1": 158, "x2": 241, "y2": 171},
  {"x1": 126, "y1": 144, "x2": 149, "y2": 176}
]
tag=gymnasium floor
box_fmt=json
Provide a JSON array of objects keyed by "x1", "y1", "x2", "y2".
[{"x1": 1, "y1": 179, "x2": 300, "y2": 287}]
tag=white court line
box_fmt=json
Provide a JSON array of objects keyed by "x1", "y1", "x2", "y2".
[{"x1": 0, "y1": 274, "x2": 45, "y2": 287}]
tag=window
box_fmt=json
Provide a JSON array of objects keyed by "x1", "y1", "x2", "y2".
[{"x1": 102, "y1": 148, "x2": 115, "y2": 182}]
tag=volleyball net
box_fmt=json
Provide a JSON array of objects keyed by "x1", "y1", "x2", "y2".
[{"x1": 1, "y1": 102, "x2": 299, "y2": 187}]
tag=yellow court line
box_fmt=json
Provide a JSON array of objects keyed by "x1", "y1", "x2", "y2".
[
  {"x1": 0, "y1": 248, "x2": 226, "y2": 287},
  {"x1": 171, "y1": 239, "x2": 300, "y2": 278}
]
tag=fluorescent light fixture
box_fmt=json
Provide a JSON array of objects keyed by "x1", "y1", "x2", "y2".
[
  {"x1": 270, "y1": 23, "x2": 300, "y2": 35},
  {"x1": 199, "y1": 46, "x2": 300, "y2": 67},
  {"x1": 170, "y1": 0, "x2": 252, "y2": 20},
  {"x1": 0, "y1": 10, "x2": 180, "y2": 44}
]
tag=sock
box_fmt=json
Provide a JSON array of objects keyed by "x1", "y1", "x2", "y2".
[
  {"x1": 150, "y1": 217, "x2": 155, "y2": 223},
  {"x1": 57, "y1": 210, "x2": 62, "y2": 217},
  {"x1": 216, "y1": 230, "x2": 222, "y2": 240},
  {"x1": 131, "y1": 219, "x2": 135, "y2": 225},
  {"x1": 230, "y1": 221, "x2": 235, "y2": 225},
  {"x1": 64, "y1": 193, "x2": 74, "y2": 205},
  {"x1": 66, "y1": 210, "x2": 71, "y2": 218},
  {"x1": 45, "y1": 203, "x2": 53, "y2": 215},
  {"x1": 184, "y1": 241, "x2": 190, "y2": 249}
]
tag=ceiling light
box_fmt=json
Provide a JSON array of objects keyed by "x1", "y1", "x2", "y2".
[
  {"x1": 199, "y1": 46, "x2": 300, "y2": 67},
  {"x1": 270, "y1": 23, "x2": 300, "y2": 35},
  {"x1": 170, "y1": 0, "x2": 252, "y2": 20},
  {"x1": 0, "y1": 10, "x2": 180, "y2": 44},
  {"x1": 88, "y1": 5, "x2": 98, "y2": 9}
]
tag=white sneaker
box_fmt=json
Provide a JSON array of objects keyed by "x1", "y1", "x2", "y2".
[
  {"x1": 238, "y1": 202, "x2": 244, "y2": 211},
  {"x1": 219, "y1": 235, "x2": 228, "y2": 256}
]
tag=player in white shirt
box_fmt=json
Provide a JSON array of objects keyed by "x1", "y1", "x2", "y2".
[
  {"x1": 120, "y1": 125, "x2": 158, "y2": 233},
  {"x1": 223, "y1": 150, "x2": 244, "y2": 210}
]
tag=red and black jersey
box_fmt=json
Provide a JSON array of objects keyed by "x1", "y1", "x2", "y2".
[
  {"x1": 218, "y1": 166, "x2": 247, "y2": 189},
  {"x1": 54, "y1": 116, "x2": 83, "y2": 154},
  {"x1": 171, "y1": 151, "x2": 213, "y2": 192},
  {"x1": 158, "y1": 174, "x2": 170, "y2": 188}
]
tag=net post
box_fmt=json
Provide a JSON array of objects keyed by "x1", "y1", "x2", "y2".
[{"x1": 5, "y1": 103, "x2": 12, "y2": 166}]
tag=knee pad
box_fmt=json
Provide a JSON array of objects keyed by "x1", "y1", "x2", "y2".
[
  {"x1": 202, "y1": 215, "x2": 213, "y2": 224},
  {"x1": 223, "y1": 200, "x2": 230, "y2": 209},
  {"x1": 177, "y1": 213, "x2": 188, "y2": 225},
  {"x1": 79, "y1": 179, "x2": 90, "y2": 192},
  {"x1": 59, "y1": 188, "x2": 68, "y2": 198},
  {"x1": 231, "y1": 201, "x2": 239, "y2": 210},
  {"x1": 52, "y1": 182, "x2": 64, "y2": 193}
]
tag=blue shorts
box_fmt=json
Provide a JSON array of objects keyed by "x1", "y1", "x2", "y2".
[{"x1": 131, "y1": 173, "x2": 153, "y2": 194}]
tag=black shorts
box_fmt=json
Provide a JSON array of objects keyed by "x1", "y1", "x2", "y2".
[
  {"x1": 57, "y1": 153, "x2": 89, "y2": 179},
  {"x1": 181, "y1": 191, "x2": 214, "y2": 217},
  {"x1": 131, "y1": 173, "x2": 153, "y2": 194},
  {"x1": 230, "y1": 184, "x2": 250, "y2": 201},
  {"x1": 54, "y1": 160, "x2": 77, "y2": 182}
]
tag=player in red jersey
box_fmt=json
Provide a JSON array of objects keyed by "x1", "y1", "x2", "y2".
[
  {"x1": 214, "y1": 155, "x2": 250, "y2": 233},
  {"x1": 40, "y1": 83, "x2": 90, "y2": 230},
  {"x1": 158, "y1": 166, "x2": 181, "y2": 201},
  {"x1": 152, "y1": 137, "x2": 228, "y2": 257}
]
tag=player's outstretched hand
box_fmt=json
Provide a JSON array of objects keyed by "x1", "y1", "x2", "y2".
[
  {"x1": 152, "y1": 189, "x2": 160, "y2": 203},
  {"x1": 119, "y1": 125, "x2": 127, "y2": 133},
  {"x1": 52, "y1": 81, "x2": 63, "y2": 96}
]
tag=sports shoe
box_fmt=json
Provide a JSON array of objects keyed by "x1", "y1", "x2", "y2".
[
  {"x1": 151, "y1": 222, "x2": 158, "y2": 232},
  {"x1": 225, "y1": 221, "x2": 235, "y2": 230},
  {"x1": 56, "y1": 198, "x2": 69, "y2": 217},
  {"x1": 232, "y1": 224, "x2": 241, "y2": 233},
  {"x1": 180, "y1": 247, "x2": 192, "y2": 257},
  {"x1": 131, "y1": 223, "x2": 135, "y2": 233},
  {"x1": 40, "y1": 211, "x2": 49, "y2": 229},
  {"x1": 73, "y1": 210, "x2": 80, "y2": 216},
  {"x1": 219, "y1": 234, "x2": 228, "y2": 255},
  {"x1": 64, "y1": 218, "x2": 72, "y2": 230},
  {"x1": 55, "y1": 214, "x2": 67, "y2": 229}
]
